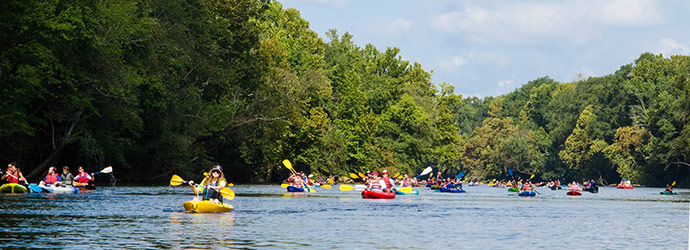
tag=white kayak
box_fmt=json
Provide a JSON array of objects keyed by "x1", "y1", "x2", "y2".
[{"x1": 30, "y1": 184, "x2": 78, "y2": 194}]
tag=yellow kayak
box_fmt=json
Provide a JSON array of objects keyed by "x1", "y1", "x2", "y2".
[
  {"x1": 0, "y1": 183, "x2": 28, "y2": 193},
  {"x1": 183, "y1": 200, "x2": 233, "y2": 213}
]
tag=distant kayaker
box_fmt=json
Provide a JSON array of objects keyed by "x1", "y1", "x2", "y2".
[
  {"x1": 2, "y1": 162, "x2": 26, "y2": 184},
  {"x1": 568, "y1": 181, "x2": 581, "y2": 191},
  {"x1": 189, "y1": 165, "x2": 227, "y2": 204},
  {"x1": 381, "y1": 170, "x2": 395, "y2": 192},
  {"x1": 73, "y1": 166, "x2": 93, "y2": 187},
  {"x1": 60, "y1": 166, "x2": 74, "y2": 186},
  {"x1": 39, "y1": 166, "x2": 63, "y2": 187},
  {"x1": 664, "y1": 184, "x2": 673, "y2": 193}
]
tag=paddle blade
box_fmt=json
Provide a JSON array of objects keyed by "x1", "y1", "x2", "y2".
[
  {"x1": 170, "y1": 175, "x2": 185, "y2": 186},
  {"x1": 281, "y1": 183, "x2": 289, "y2": 188},
  {"x1": 283, "y1": 159, "x2": 296, "y2": 174},
  {"x1": 28, "y1": 184, "x2": 43, "y2": 193},
  {"x1": 456, "y1": 173, "x2": 464, "y2": 179},
  {"x1": 229, "y1": 183, "x2": 234, "y2": 187},
  {"x1": 508, "y1": 169, "x2": 513, "y2": 177},
  {"x1": 393, "y1": 173, "x2": 400, "y2": 178},
  {"x1": 672, "y1": 181, "x2": 676, "y2": 186},
  {"x1": 220, "y1": 187, "x2": 235, "y2": 200},
  {"x1": 397, "y1": 176, "x2": 403, "y2": 180},
  {"x1": 339, "y1": 184, "x2": 355, "y2": 191},
  {"x1": 100, "y1": 166, "x2": 113, "y2": 174},
  {"x1": 321, "y1": 184, "x2": 332, "y2": 189},
  {"x1": 397, "y1": 186, "x2": 413, "y2": 193},
  {"x1": 420, "y1": 167, "x2": 433, "y2": 176},
  {"x1": 358, "y1": 172, "x2": 366, "y2": 179},
  {"x1": 349, "y1": 173, "x2": 359, "y2": 179},
  {"x1": 529, "y1": 174, "x2": 535, "y2": 180}
]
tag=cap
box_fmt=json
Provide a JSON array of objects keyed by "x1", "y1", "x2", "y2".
[
  {"x1": 212, "y1": 165, "x2": 223, "y2": 173},
  {"x1": 372, "y1": 171, "x2": 379, "y2": 176},
  {"x1": 382, "y1": 170, "x2": 389, "y2": 174}
]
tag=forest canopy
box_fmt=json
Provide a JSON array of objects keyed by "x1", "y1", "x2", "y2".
[{"x1": 1, "y1": 0, "x2": 688, "y2": 186}]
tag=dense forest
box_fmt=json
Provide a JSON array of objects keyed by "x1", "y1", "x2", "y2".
[{"x1": 1, "y1": 0, "x2": 688, "y2": 186}]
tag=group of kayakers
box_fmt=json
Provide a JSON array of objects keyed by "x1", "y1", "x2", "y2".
[
  {"x1": 286, "y1": 171, "x2": 314, "y2": 189},
  {"x1": 363, "y1": 170, "x2": 396, "y2": 193},
  {"x1": 1, "y1": 162, "x2": 94, "y2": 189}
]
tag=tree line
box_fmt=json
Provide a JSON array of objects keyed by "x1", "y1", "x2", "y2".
[{"x1": 1, "y1": 0, "x2": 688, "y2": 186}]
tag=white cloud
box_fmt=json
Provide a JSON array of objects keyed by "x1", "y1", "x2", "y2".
[
  {"x1": 387, "y1": 18, "x2": 411, "y2": 33},
  {"x1": 451, "y1": 56, "x2": 466, "y2": 66},
  {"x1": 430, "y1": 0, "x2": 664, "y2": 43},
  {"x1": 655, "y1": 38, "x2": 690, "y2": 56},
  {"x1": 497, "y1": 80, "x2": 514, "y2": 88}
]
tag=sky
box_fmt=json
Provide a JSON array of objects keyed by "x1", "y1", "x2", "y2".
[{"x1": 279, "y1": 0, "x2": 690, "y2": 98}]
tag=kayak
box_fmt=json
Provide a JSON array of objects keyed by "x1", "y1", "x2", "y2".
[
  {"x1": 361, "y1": 190, "x2": 396, "y2": 199},
  {"x1": 439, "y1": 187, "x2": 466, "y2": 193},
  {"x1": 508, "y1": 187, "x2": 519, "y2": 192},
  {"x1": 518, "y1": 191, "x2": 536, "y2": 197},
  {"x1": 430, "y1": 185, "x2": 440, "y2": 190},
  {"x1": 660, "y1": 191, "x2": 677, "y2": 195},
  {"x1": 183, "y1": 200, "x2": 233, "y2": 213},
  {"x1": 617, "y1": 185, "x2": 633, "y2": 189},
  {"x1": 354, "y1": 184, "x2": 367, "y2": 190},
  {"x1": 30, "y1": 184, "x2": 78, "y2": 194},
  {"x1": 287, "y1": 186, "x2": 305, "y2": 192},
  {"x1": 583, "y1": 186, "x2": 598, "y2": 193},
  {"x1": 567, "y1": 190, "x2": 582, "y2": 196},
  {"x1": 549, "y1": 185, "x2": 562, "y2": 190},
  {"x1": 394, "y1": 190, "x2": 419, "y2": 195},
  {"x1": 41, "y1": 186, "x2": 79, "y2": 194},
  {"x1": 0, "y1": 183, "x2": 27, "y2": 193}
]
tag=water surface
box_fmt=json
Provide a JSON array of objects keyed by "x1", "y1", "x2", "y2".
[{"x1": 1, "y1": 185, "x2": 688, "y2": 249}]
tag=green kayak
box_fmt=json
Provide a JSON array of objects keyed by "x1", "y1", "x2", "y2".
[
  {"x1": 660, "y1": 191, "x2": 677, "y2": 195},
  {"x1": 508, "y1": 187, "x2": 519, "y2": 192},
  {"x1": 0, "y1": 183, "x2": 28, "y2": 193}
]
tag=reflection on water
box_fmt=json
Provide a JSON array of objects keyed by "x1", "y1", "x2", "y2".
[{"x1": 0, "y1": 185, "x2": 688, "y2": 249}]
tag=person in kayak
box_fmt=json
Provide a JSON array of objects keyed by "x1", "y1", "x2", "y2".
[
  {"x1": 381, "y1": 170, "x2": 395, "y2": 192},
  {"x1": 60, "y1": 166, "x2": 74, "y2": 186},
  {"x1": 2, "y1": 162, "x2": 26, "y2": 184},
  {"x1": 568, "y1": 181, "x2": 581, "y2": 191},
  {"x1": 39, "y1": 166, "x2": 63, "y2": 187},
  {"x1": 73, "y1": 166, "x2": 93, "y2": 187},
  {"x1": 664, "y1": 184, "x2": 673, "y2": 193},
  {"x1": 189, "y1": 165, "x2": 227, "y2": 204},
  {"x1": 366, "y1": 171, "x2": 386, "y2": 192}
]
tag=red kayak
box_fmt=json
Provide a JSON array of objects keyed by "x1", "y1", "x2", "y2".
[
  {"x1": 617, "y1": 185, "x2": 633, "y2": 189},
  {"x1": 567, "y1": 190, "x2": 582, "y2": 196},
  {"x1": 361, "y1": 190, "x2": 396, "y2": 199}
]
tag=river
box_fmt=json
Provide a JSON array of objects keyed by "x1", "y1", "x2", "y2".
[{"x1": 1, "y1": 184, "x2": 688, "y2": 249}]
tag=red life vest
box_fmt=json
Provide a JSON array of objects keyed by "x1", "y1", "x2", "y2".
[
  {"x1": 44, "y1": 173, "x2": 59, "y2": 184},
  {"x1": 6, "y1": 170, "x2": 20, "y2": 184},
  {"x1": 382, "y1": 177, "x2": 393, "y2": 189},
  {"x1": 76, "y1": 173, "x2": 91, "y2": 183}
]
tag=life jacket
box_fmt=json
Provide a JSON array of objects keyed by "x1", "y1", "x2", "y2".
[
  {"x1": 6, "y1": 170, "x2": 20, "y2": 184},
  {"x1": 60, "y1": 173, "x2": 73, "y2": 185},
  {"x1": 382, "y1": 177, "x2": 393, "y2": 189},
  {"x1": 44, "y1": 173, "x2": 59, "y2": 184},
  {"x1": 75, "y1": 173, "x2": 91, "y2": 184},
  {"x1": 369, "y1": 178, "x2": 382, "y2": 190}
]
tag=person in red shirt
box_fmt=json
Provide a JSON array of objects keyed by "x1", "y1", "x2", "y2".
[{"x1": 2, "y1": 162, "x2": 26, "y2": 184}]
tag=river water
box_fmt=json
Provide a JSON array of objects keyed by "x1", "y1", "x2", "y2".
[{"x1": 0, "y1": 184, "x2": 688, "y2": 249}]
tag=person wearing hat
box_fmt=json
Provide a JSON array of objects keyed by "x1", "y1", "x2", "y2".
[
  {"x1": 381, "y1": 170, "x2": 395, "y2": 193},
  {"x1": 189, "y1": 165, "x2": 227, "y2": 204},
  {"x1": 366, "y1": 171, "x2": 386, "y2": 192}
]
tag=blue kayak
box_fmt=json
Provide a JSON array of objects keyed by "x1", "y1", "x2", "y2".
[
  {"x1": 439, "y1": 187, "x2": 466, "y2": 193},
  {"x1": 518, "y1": 191, "x2": 536, "y2": 196},
  {"x1": 30, "y1": 184, "x2": 78, "y2": 194},
  {"x1": 286, "y1": 186, "x2": 305, "y2": 192},
  {"x1": 394, "y1": 190, "x2": 419, "y2": 195}
]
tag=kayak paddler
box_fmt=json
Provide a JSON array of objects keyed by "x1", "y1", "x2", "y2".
[
  {"x1": 39, "y1": 166, "x2": 63, "y2": 187},
  {"x1": 189, "y1": 165, "x2": 227, "y2": 204},
  {"x1": 381, "y1": 170, "x2": 395, "y2": 193}
]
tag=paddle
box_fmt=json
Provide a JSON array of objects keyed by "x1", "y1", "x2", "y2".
[
  {"x1": 170, "y1": 175, "x2": 235, "y2": 200},
  {"x1": 416, "y1": 167, "x2": 433, "y2": 178},
  {"x1": 321, "y1": 184, "x2": 332, "y2": 189},
  {"x1": 397, "y1": 186, "x2": 413, "y2": 193},
  {"x1": 93, "y1": 166, "x2": 113, "y2": 175},
  {"x1": 393, "y1": 173, "x2": 400, "y2": 178},
  {"x1": 281, "y1": 183, "x2": 289, "y2": 188},
  {"x1": 339, "y1": 184, "x2": 355, "y2": 191},
  {"x1": 349, "y1": 173, "x2": 359, "y2": 179},
  {"x1": 283, "y1": 159, "x2": 297, "y2": 174},
  {"x1": 358, "y1": 172, "x2": 366, "y2": 179}
]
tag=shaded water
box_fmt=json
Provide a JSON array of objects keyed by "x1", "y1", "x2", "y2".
[{"x1": 1, "y1": 185, "x2": 688, "y2": 249}]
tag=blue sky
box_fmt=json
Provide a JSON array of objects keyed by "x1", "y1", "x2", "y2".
[{"x1": 280, "y1": 0, "x2": 690, "y2": 98}]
